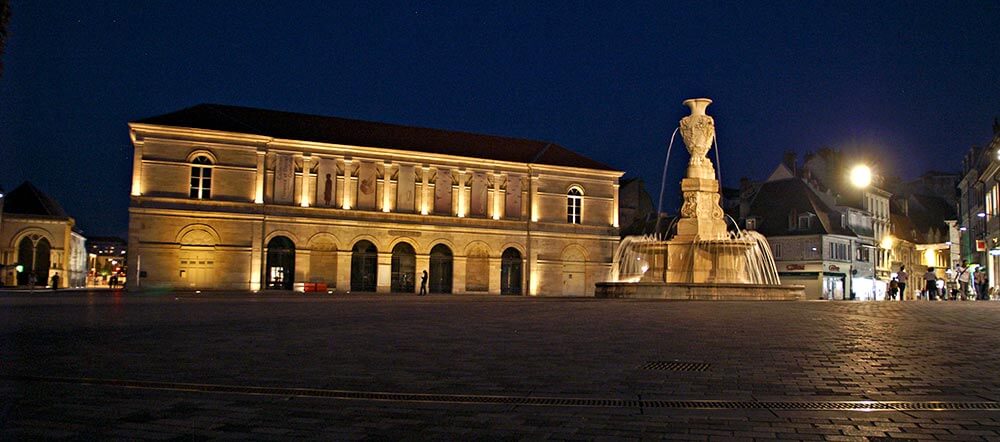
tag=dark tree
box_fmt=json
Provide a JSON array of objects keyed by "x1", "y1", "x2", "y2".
[{"x1": 0, "y1": 0, "x2": 9, "y2": 77}]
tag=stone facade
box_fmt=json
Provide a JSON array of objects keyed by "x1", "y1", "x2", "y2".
[
  {"x1": 126, "y1": 105, "x2": 623, "y2": 295},
  {"x1": 0, "y1": 182, "x2": 88, "y2": 288}
]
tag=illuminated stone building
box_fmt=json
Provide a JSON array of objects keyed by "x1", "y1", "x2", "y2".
[
  {"x1": 959, "y1": 120, "x2": 1000, "y2": 289},
  {"x1": 126, "y1": 104, "x2": 622, "y2": 295},
  {"x1": 0, "y1": 181, "x2": 88, "y2": 288}
]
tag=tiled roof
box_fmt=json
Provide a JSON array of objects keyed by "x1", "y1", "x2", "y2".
[
  {"x1": 2, "y1": 181, "x2": 69, "y2": 218},
  {"x1": 134, "y1": 104, "x2": 618, "y2": 172},
  {"x1": 747, "y1": 178, "x2": 855, "y2": 237}
]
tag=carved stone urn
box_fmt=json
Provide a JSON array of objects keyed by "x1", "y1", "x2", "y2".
[
  {"x1": 679, "y1": 98, "x2": 716, "y2": 180},
  {"x1": 673, "y1": 97, "x2": 726, "y2": 241}
]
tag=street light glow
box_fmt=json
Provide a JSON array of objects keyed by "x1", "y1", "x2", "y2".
[
  {"x1": 978, "y1": 212, "x2": 987, "y2": 218},
  {"x1": 849, "y1": 164, "x2": 872, "y2": 188},
  {"x1": 881, "y1": 235, "x2": 895, "y2": 249}
]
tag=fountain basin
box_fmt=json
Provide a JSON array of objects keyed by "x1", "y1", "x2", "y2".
[{"x1": 595, "y1": 281, "x2": 804, "y2": 300}]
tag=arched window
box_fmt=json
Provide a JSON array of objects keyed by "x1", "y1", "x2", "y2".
[
  {"x1": 567, "y1": 187, "x2": 583, "y2": 224},
  {"x1": 190, "y1": 155, "x2": 213, "y2": 199}
]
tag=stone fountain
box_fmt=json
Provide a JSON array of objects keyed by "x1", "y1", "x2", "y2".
[{"x1": 595, "y1": 98, "x2": 803, "y2": 300}]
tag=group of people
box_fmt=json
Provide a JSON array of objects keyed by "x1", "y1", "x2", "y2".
[{"x1": 895, "y1": 263, "x2": 993, "y2": 301}]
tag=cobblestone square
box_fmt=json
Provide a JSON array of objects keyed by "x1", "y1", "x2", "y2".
[{"x1": 4, "y1": 291, "x2": 1000, "y2": 440}]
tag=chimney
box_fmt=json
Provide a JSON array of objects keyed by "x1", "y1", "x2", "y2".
[{"x1": 783, "y1": 151, "x2": 797, "y2": 175}]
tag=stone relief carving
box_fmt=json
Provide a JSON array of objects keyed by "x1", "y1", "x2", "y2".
[{"x1": 680, "y1": 191, "x2": 724, "y2": 220}]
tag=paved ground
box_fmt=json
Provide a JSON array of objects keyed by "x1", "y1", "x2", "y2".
[{"x1": 3, "y1": 291, "x2": 1000, "y2": 440}]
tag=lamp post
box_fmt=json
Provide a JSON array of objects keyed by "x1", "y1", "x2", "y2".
[{"x1": 848, "y1": 164, "x2": 880, "y2": 299}]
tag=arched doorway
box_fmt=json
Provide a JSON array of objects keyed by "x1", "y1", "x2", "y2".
[
  {"x1": 265, "y1": 236, "x2": 295, "y2": 290},
  {"x1": 501, "y1": 248, "x2": 523, "y2": 295},
  {"x1": 391, "y1": 243, "x2": 416, "y2": 293},
  {"x1": 351, "y1": 240, "x2": 378, "y2": 292},
  {"x1": 429, "y1": 244, "x2": 453, "y2": 294},
  {"x1": 17, "y1": 236, "x2": 51, "y2": 286}
]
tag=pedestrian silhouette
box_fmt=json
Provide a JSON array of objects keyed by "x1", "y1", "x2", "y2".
[
  {"x1": 419, "y1": 270, "x2": 428, "y2": 296},
  {"x1": 51, "y1": 272, "x2": 60, "y2": 290}
]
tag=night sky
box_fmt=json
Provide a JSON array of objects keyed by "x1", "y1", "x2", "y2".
[{"x1": 2, "y1": 1, "x2": 998, "y2": 238}]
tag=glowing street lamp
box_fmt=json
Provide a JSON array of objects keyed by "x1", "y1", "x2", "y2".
[
  {"x1": 850, "y1": 164, "x2": 872, "y2": 188},
  {"x1": 881, "y1": 235, "x2": 895, "y2": 249}
]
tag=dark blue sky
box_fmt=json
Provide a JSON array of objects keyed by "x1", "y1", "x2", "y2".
[{"x1": 2, "y1": 1, "x2": 998, "y2": 237}]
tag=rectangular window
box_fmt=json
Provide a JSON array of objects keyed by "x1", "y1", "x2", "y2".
[
  {"x1": 856, "y1": 246, "x2": 870, "y2": 262},
  {"x1": 190, "y1": 165, "x2": 211, "y2": 199},
  {"x1": 771, "y1": 242, "x2": 782, "y2": 259},
  {"x1": 746, "y1": 217, "x2": 757, "y2": 230}
]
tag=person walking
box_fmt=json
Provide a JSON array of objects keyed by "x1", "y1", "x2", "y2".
[
  {"x1": 419, "y1": 270, "x2": 428, "y2": 296},
  {"x1": 976, "y1": 268, "x2": 989, "y2": 300},
  {"x1": 50, "y1": 272, "x2": 60, "y2": 291},
  {"x1": 897, "y1": 266, "x2": 908, "y2": 301},
  {"x1": 888, "y1": 278, "x2": 899, "y2": 301},
  {"x1": 956, "y1": 262, "x2": 971, "y2": 300},
  {"x1": 923, "y1": 267, "x2": 938, "y2": 300}
]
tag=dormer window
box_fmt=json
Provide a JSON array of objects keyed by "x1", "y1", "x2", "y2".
[
  {"x1": 190, "y1": 155, "x2": 213, "y2": 199},
  {"x1": 746, "y1": 216, "x2": 758, "y2": 231},
  {"x1": 798, "y1": 213, "x2": 811, "y2": 230}
]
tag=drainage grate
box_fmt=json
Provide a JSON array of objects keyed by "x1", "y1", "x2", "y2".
[
  {"x1": 641, "y1": 361, "x2": 711, "y2": 372},
  {"x1": 6, "y1": 374, "x2": 1000, "y2": 412}
]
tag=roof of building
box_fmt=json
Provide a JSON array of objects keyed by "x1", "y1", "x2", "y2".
[
  {"x1": 907, "y1": 193, "x2": 956, "y2": 238},
  {"x1": 747, "y1": 178, "x2": 855, "y2": 237},
  {"x1": 134, "y1": 103, "x2": 618, "y2": 172},
  {"x1": 889, "y1": 212, "x2": 920, "y2": 243},
  {"x1": 1, "y1": 181, "x2": 69, "y2": 218}
]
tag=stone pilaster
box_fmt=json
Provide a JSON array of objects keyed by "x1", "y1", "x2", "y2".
[
  {"x1": 299, "y1": 154, "x2": 311, "y2": 207},
  {"x1": 376, "y1": 252, "x2": 391, "y2": 293},
  {"x1": 492, "y1": 172, "x2": 502, "y2": 220},
  {"x1": 488, "y1": 257, "x2": 501, "y2": 294},
  {"x1": 336, "y1": 251, "x2": 351, "y2": 292},
  {"x1": 382, "y1": 161, "x2": 393, "y2": 212},
  {"x1": 254, "y1": 150, "x2": 265, "y2": 204},
  {"x1": 342, "y1": 158, "x2": 353, "y2": 209},
  {"x1": 453, "y1": 256, "x2": 467, "y2": 293}
]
